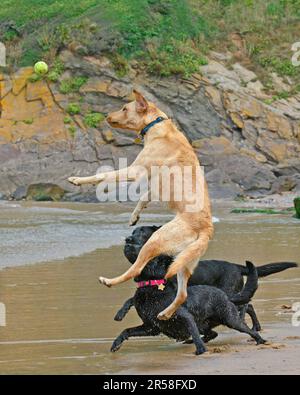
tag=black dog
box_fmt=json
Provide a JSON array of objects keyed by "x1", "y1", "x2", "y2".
[
  {"x1": 115, "y1": 226, "x2": 298, "y2": 331},
  {"x1": 112, "y1": 257, "x2": 267, "y2": 355}
]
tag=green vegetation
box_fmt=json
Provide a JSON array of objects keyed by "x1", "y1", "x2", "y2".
[
  {"x1": 294, "y1": 197, "x2": 300, "y2": 218},
  {"x1": 26, "y1": 183, "x2": 65, "y2": 201},
  {"x1": 68, "y1": 126, "x2": 76, "y2": 138},
  {"x1": 28, "y1": 73, "x2": 42, "y2": 83},
  {"x1": 231, "y1": 207, "x2": 295, "y2": 215},
  {"x1": 66, "y1": 103, "x2": 81, "y2": 115},
  {"x1": 47, "y1": 58, "x2": 65, "y2": 82},
  {"x1": 103, "y1": 0, "x2": 211, "y2": 77},
  {"x1": 1, "y1": 0, "x2": 300, "y2": 82},
  {"x1": 51, "y1": 59, "x2": 65, "y2": 75},
  {"x1": 264, "y1": 91, "x2": 291, "y2": 104},
  {"x1": 3, "y1": 30, "x2": 19, "y2": 42},
  {"x1": 84, "y1": 112, "x2": 105, "y2": 128},
  {"x1": 110, "y1": 53, "x2": 130, "y2": 78},
  {"x1": 63, "y1": 117, "x2": 72, "y2": 124},
  {"x1": 27, "y1": 58, "x2": 64, "y2": 83},
  {"x1": 23, "y1": 118, "x2": 34, "y2": 125},
  {"x1": 47, "y1": 71, "x2": 59, "y2": 83},
  {"x1": 59, "y1": 76, "x2": 88, "y2": 94}
]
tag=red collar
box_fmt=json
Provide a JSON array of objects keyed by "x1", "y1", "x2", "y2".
[{"x1": 137, "y1": 279, "x2": 167, "y2": 291}]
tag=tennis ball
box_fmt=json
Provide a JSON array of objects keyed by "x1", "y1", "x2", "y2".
[{"x1": 34, "y1": 61, "x2": 49, "y2": 75}]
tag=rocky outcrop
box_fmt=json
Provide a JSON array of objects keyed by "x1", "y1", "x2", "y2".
[
  {"x1": 26, "y1": 183, "x2": 65, "y2": 201},
  {"x1": 0, "y1": 50, "x2": 300, "y2": 200}
]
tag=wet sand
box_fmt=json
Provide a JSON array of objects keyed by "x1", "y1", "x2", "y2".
[{"x1": 0, "y1": 202, "x2": 299, "y2": 374}]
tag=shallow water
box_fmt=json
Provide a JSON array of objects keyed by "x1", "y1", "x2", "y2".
[
  {"x1": 0, "y1": 201, "x2": 299, "y2": 374},
  {"x1": 0, "y1": 201, "x2": 175, "y2": 269}
]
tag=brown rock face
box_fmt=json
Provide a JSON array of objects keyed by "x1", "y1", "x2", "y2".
[
  {"x1": 256, "y1": 137, "x2": 288, "y2": 163},
  {"x1": 1, "y1": 52, "x2": 300, "y2": 200},
  {"x1": 192, "y1": 136, "x2": 237, "y2": 156},
  {"x1": 266, "y1": 112, "x2": 293, "y2": 139},
  {"x1": 79, "y1": 77, "x2": 110, "y2": 94},
  {"x1": 0, "y1": 68, "x2": 69, "y2": 146},
  {"x1": 102, "y1": 130, "x2": 115, "y2": 143}
]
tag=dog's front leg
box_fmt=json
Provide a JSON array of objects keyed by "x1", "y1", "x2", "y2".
[
  {"x1": 68, "y1": 166, "x2": 141, "y2": 186},
  {"x1": 111, "y1": 324, "x2": 160, "y2": 352},
  {"x1": 129, "y1": 190, "x2": 150, "y2": 226},
  {"x1": 68, "y1": 174, "x2": 104, "y2": 186},
  {"x1": 114, "y1": 297, "x2": 135, "y2": 322}
]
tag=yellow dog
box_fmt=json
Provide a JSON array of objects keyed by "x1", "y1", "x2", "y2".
[{"x1": 68, "y1": 91, "x2": 214, "y2": 320}]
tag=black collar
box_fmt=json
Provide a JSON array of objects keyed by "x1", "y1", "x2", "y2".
[{"x1": 140, "y1": 117, "x2": 166, "y2": 138}]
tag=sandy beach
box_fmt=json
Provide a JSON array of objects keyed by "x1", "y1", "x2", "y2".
[{"x1": 0, "y1": 200, "x2": 299, "y2": 375}]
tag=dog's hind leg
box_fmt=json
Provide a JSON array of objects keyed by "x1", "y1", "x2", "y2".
[
  {"x1": 183, "y1": 330, "x2": 218, "y2": 344},
  {"x1": 239, "y1": 304, "x2": 248, "y2": 321},
  {"x1": 247, "y1": 304, "x2": 262, "y2": 332},
  {"x1": 165, "y1": 231, "x2": 211, "y2": 279},
  {"x1": 203, "y1": 330, "x2": 218, "y2": 343},
  {"x1": 99, "y1": 235, "x2": 164, "y2": 287},
  {"x1": 225, "y1": 308, "x2": 266, "y2": 345},
  {"x1": 158, "y1": 266, "x2": 193, "y2": 321},
  {"x1": 230, "y1": 322, "x2": 266, "y2": 345},
  {"x1": 158, "y1": 232, "x2": 211, "y2": 321},
  {"x1": 99, "y1": 218, "x2": 195, "y2": 287}
]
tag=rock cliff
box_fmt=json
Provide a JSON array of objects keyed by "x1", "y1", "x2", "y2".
[{"x1": 0, "y1": 49, "x2": 299, "y2": 201}]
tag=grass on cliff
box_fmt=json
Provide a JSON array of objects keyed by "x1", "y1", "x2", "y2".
[{"x1": 1, "y1": 0, "x2": 300, "y2": 84}]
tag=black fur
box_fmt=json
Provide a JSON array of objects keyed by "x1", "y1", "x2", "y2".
[
  {"x1": 112, "y1": 259, "x2": 266, "y2": 355},
  {"x1": 117, "y1": 226, "x2": 298, "y2": 331},
  {"x1": 240, "y1": 262, "x2": 298, "y2": 277}
]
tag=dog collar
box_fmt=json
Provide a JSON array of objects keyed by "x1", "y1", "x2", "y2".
[
  {"x1": 140, "y1": 117, "x2": 166, "y2": 138},
  {"x1": 137, "y1": 279, "x2": 167, "y2": 291}
]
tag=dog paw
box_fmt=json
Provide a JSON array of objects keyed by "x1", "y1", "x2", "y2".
[
  {"x1": 157, "y1": 310, "x2": 174, "y2": 321},
  {"x1": 256, "y1": 338, "x2": 267, "y2": 346},
  {"x1": 129, "y1": 215, "x2": 140, "y2": 227},
  {"x1": 68, "y1": 177, "x2": 82, "y2": 186},
  {"x1": 114, "y1": 312, "x2": 125, "y2": 322},
  {"x1": 195, "y1": 347, "x2": 207, "y2": 356},
  {"x1": 165, "y1": 267, "x2": 176, "y2": 279},
  {"x1": 183, "y1": 339, "x2": 194, "y2": 345},
  {"x1": 99, "y1": 276, "x2": 112, "y2": 288},
  {"x1": 111, "y1": 341, "x2": 122, "y2": 352}
]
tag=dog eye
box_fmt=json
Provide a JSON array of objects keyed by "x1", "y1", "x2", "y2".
[{"x1": 122, "y1": 107, "x2": 127, "y2": 112}]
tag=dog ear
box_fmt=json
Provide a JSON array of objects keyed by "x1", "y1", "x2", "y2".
[
  {"x1": 133, "y1": 90, "x2": 148, "y2": 113},
  {"x1": 152, "y1": 225, "x2": 161, "y2": 232}
]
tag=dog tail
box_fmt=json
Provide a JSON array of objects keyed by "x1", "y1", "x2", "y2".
[
  {"x1": 240, "y1": 262, "x2": 298, "y2": 278},
  {"x1": 230, "y1": 261, "x2": 258, "y2": 306}
]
